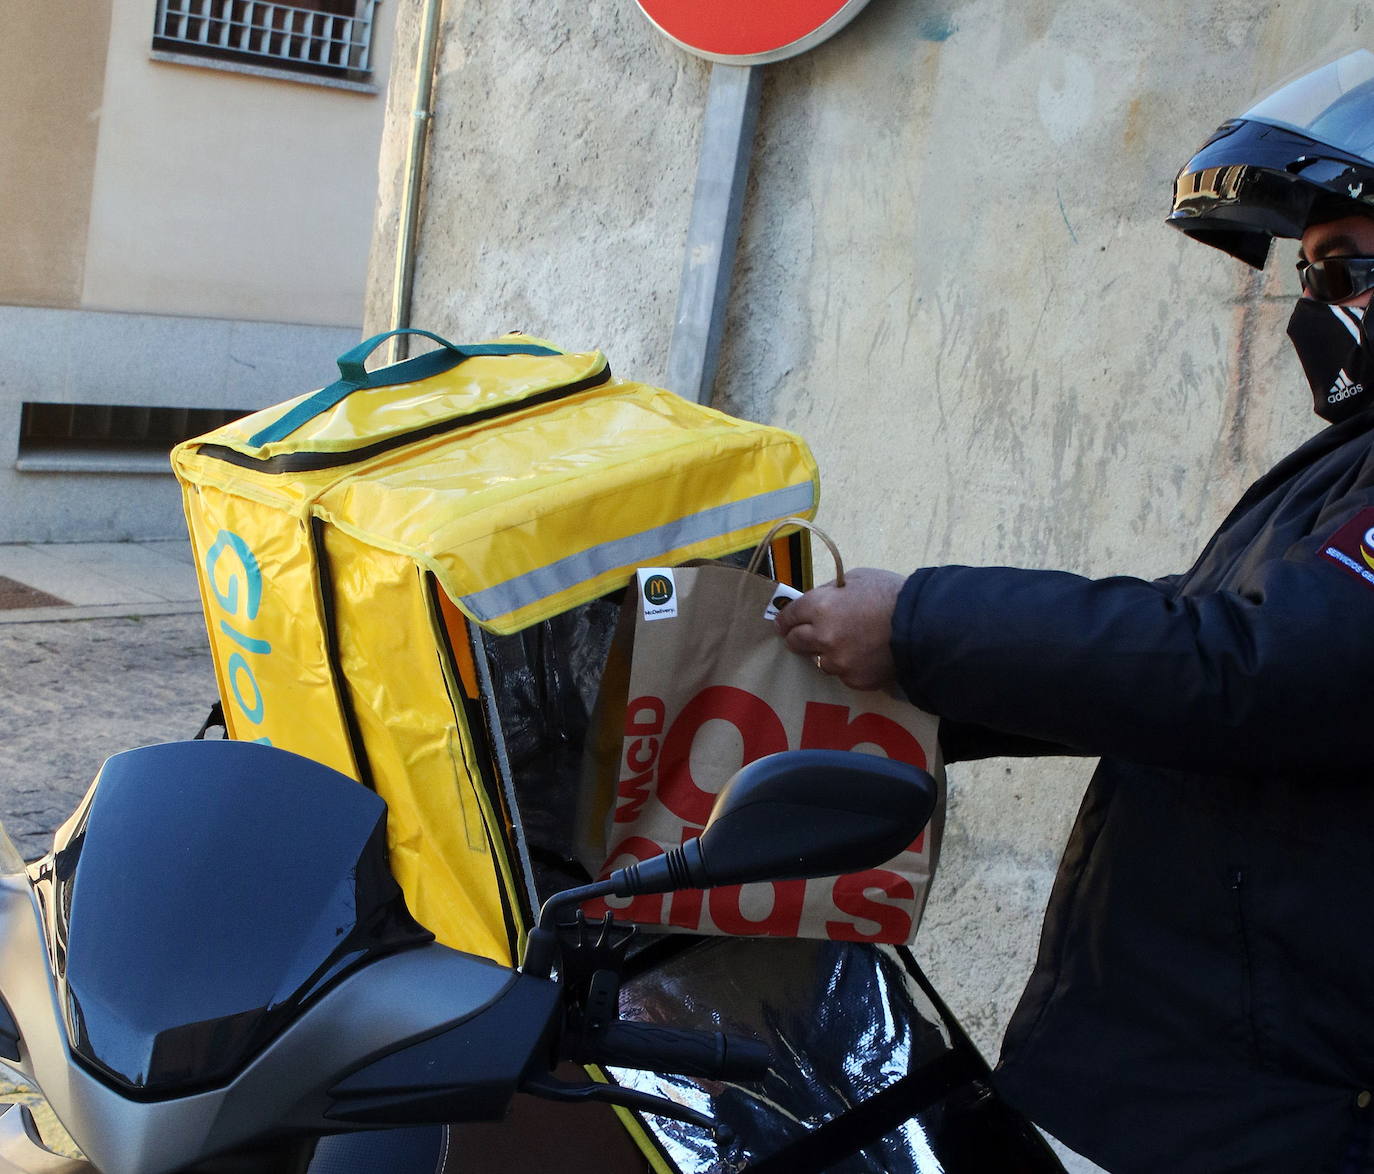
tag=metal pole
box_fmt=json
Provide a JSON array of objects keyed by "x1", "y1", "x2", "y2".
[
  {"x1": 389, "y1": 0, "x2": 444, "y2": 363},
  {"x1": 666, "y1": 62, "x2": 763, "y2": 404}
]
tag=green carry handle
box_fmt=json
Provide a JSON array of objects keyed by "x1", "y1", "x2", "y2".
[
  {"x1": 247, "y1": 328, "x2": 561, "y2": 449},
  {"x1": 334, "y1": 329, "x2": 466, "y2": 385}
]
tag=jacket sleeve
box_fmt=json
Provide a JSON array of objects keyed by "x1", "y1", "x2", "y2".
[
  {"x1": 892, "y1": 524, "x2": 1374, "y2": 778},
  {"x1": 930, "y1": 573, "x2": 1182, "y2": 764}
]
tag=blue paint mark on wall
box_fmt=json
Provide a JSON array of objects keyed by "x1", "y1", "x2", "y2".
[
  {"x1": 1057, "y1": 185, "x2": 1079, "y2": 244},
  {"x1": 917, "y1": 15, "x2": 957, "y2": 41}
]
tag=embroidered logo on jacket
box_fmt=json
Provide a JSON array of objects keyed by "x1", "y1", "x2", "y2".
[
  {"x1": 1318, "y1": 507, "x2": 1374, "y2": 588},
  {"x1": 1327, "y1": 371, "x2": 1365, "y2": 406}
]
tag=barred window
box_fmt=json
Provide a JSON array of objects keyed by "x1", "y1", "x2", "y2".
[{"x1": 152, "y1": 0, "x2": 378, "y2": 84}]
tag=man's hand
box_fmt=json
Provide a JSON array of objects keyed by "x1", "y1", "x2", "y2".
[{"x1": 774, "y1": 567, "x2": 906, "y2": 691}]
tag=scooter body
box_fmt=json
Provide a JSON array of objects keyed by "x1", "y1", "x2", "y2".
[
  {"x1": 0, "y1": 740, "x2": 942, "y2": 1174},
  {"x1": 0, "y1": 740, "x2": 570, "y2": 1173}
]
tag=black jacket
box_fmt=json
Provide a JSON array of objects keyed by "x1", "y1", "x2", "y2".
[{"x1": 891, "y1": 406, "x2": 1374, "y2": 1174}]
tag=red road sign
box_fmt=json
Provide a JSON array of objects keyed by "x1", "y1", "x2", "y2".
[{"x1": 634, "y1": 0, "x2": 873, "y2": 65}]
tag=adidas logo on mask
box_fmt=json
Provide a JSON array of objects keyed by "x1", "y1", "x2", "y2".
[{"x1": 1327, "y1": 371, "x2": 1365, "y2": 405}]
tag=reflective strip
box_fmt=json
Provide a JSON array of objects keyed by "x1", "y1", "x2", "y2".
[{"x1": 459, "y1": 481, "x2": 816, "y2": 622}]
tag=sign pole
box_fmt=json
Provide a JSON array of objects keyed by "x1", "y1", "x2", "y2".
[
  {"x1": 639, "y1": 0, "x2": 871, "y2": 403},
  {"x1": 666, "y1": 63, "x2": 762, "y2": 405}
]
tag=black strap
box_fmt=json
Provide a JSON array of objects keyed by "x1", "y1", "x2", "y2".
[
  {"x1": 744, "y1": 1048, "x2": 986, "y2": 1174},
  {"x1": 194, "y1": 701, "x2": 226, "y2": 740}
]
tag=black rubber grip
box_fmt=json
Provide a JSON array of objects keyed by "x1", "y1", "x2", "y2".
[{"x1": 589, "y1": 1022, "x2": 771, "y2": 1082}]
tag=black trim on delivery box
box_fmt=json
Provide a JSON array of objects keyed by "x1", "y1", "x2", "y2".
[
  {"x1": 196, "y1": 366, "x2": 613, "y2": 473},
  {"x1": 310, "y1": 517, "x2": 377, "y2": 792}
]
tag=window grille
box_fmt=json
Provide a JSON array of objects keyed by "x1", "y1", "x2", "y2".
[{"x1": 152, "y1": 0, "x2": 376, "y2": 79}]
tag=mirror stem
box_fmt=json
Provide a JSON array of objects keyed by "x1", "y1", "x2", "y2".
[
  {"x1": 522, "y1": 877, "x2": 617, "y2": 979},
  {"x1": 520, "y1": 840, "x2": 711, "y2": 978},
  {"x1": 611, "y1": 841, "x2": 707, "y2": 896}
]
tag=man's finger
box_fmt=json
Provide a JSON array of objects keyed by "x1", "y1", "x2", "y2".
[
  {"x1": 782, "y1": 622, "x2": 821, "y2": 656},
  {"x1": 774, "y1": 593, "x2": 814, "y2": 635},
  {"x1": 774, "y1": 579, "x2": 840, "y2": 635}
]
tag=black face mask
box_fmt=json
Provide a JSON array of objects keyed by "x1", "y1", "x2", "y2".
[{"x1": 1287, "y1": 298, "x2": 1374, "y2": 423}]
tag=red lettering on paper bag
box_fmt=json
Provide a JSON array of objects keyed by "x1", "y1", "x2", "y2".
[
  {"x1": 825, "y1": 870, "x2": 916, "y2": 942},
  {"x1": 800, "y1": 702, "x2": 927, "y2": 767},
  {"x1": 626, "y1": 739, "x2": 657, "y2": 771},
  {"x1": 613, "y1": 697, "x2": 666, "y2": 824},
  {"x1": 657, "y1": 686, "x2": 788, "y2": 826},
  {"x1": 602, "y1": 681, "x2": 937, "y2": 943},
  {"x1": 709, "y1": 879, "x2": 806, "y2": 937},
  {"x1": 613, "y1": 771, "x2": 656, "y2": 825},
  {"x1": 801, "y1": 701, "x2": 929, "y2": 852},
  {"x1": 625, "y1": 696, "x2": 666, "y2": 737}
]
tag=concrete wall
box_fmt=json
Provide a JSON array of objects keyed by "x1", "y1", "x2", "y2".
[
  {"x1": 364, "y1": 2, "x2": 1371, "y2": 1168},
  {"x1": 0, "y1": 307, "x2": 356, "y2": 543}
]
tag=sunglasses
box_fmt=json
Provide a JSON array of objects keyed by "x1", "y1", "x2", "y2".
[{"x1": 1295, "y1": 255, "x2": 1374, "y2": 303}]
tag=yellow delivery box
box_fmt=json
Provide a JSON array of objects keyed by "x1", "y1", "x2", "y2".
[{"x1": 172, "y1": 328, "x2": 819, "y2": 967}]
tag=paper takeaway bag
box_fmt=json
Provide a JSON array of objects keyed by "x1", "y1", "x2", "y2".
[{"x1": 578, "y1": 521, "x2": 943, "y2": 945}]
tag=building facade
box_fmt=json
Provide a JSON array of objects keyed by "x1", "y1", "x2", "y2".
[{"x1": 0, "y1": 0, "x2": 395, "y2": 542}]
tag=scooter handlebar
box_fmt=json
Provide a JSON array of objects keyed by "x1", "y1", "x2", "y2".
[{"x1": 586, "y1": 1022, "x2": 771, "y2": 1083}]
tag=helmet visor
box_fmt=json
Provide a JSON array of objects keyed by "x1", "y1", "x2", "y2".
[{"x1": 1242, "y1": 49, "x2": 1374, "y2": 164}]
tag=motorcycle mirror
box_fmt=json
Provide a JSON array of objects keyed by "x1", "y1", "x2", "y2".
[
  {"x1": 611, "y1": 750, "x2": 936, "y2": 896},
  {"x1": 521, "y1": 751, "x2": 936, "y2": 979}
]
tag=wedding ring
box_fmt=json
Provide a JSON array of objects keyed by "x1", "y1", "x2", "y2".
[{"x1": 815, "y1": 655, "x2": 827, "y2": 674}]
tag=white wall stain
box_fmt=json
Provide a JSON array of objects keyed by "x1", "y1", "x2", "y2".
[{"x1": 1037, "y1": 49, "x2": 1095, "y2": 144}]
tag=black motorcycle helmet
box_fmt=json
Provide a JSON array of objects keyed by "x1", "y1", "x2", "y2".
[{"x1": 1169, "y1": 50, "x2": 1374, "y2": 268}]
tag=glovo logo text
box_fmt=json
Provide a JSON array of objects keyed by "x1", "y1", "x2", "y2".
[{"x1": 204, "y1": 530, "x2": 273, "y2": 744}]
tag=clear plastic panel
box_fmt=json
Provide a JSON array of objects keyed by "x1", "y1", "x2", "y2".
[{"x1": 612, "y1": 938, "x2": 955, "y2": 1172}]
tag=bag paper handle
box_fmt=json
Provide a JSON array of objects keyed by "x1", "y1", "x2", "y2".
[
  {"x1": 247, "y1": 329, "x2": 561, "y2": 448},
  {"x1": 746, "y1": 517, "x2": 846, "y2": 588}
]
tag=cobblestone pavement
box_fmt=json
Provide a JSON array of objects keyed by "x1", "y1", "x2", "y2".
[{"x1": 0, "y1": 613, "x2": 216, "y2": 859}]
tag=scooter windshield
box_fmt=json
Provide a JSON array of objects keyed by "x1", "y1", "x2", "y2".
[
  {"x1": 0, "y1": 819, "x2": 25, "y2": 876},
  {"x1": 47, "y1": 741, "x2": 431, "y2": 1096}
]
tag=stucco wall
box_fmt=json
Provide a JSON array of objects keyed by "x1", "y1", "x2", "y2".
[
  {"x1": 81, "y1": 1, "x2": 395, "y2": 327},
  {"x1": 365, "y1": 3, "x2": 1371, "y2": 1168},
  {"x1": 0, "y1": 0, "x2": 112, "y2": 308},
  {"x1": 364, "y1": 0, "x2": 707, "y2": 354}
]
